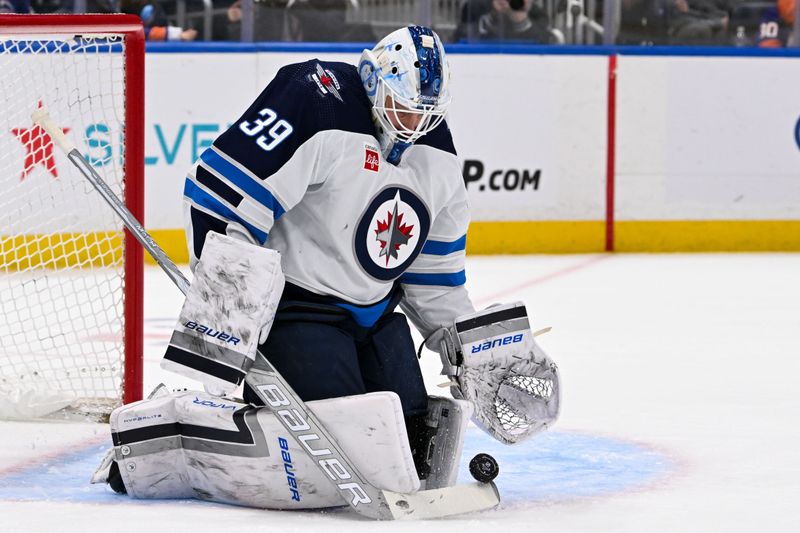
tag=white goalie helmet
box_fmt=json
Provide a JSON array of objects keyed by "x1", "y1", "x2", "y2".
[{"x1": 359, "y1": 26, "x2": 451, "y2": 164}]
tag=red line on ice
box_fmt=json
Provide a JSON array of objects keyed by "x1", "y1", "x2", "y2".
[{"x1": 473, "y1": 254, "x2": 610, "y2": 308}]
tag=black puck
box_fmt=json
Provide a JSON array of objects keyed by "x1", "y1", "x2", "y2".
[{"x1": 469, "y1": 453, "x2": 499, "y2": 482}]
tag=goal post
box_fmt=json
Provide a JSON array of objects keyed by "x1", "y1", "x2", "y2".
[{"x1": 0, "y1": 14, "x2": 144, "y2": 418}]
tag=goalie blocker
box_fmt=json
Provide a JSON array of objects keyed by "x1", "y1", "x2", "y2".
[{"x1": 440, "y1": 302, "x2": 561, "y2": 444}]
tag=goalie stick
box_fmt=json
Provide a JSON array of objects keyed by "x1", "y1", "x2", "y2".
[{"x1": 33, "y1": 107, "x2": 500, "y2": 520}]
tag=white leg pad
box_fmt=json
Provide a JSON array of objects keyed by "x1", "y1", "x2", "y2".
[
  {"x1": 109, "y1": 390, "x2": 420, "y2": 509},
  {"x1": 161, "y1": 232, "x2": 284, "y2": 395}
]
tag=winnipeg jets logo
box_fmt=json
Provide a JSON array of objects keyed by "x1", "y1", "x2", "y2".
[
  {"x1": 375, "y1": 191, "x2": 414, "y2": 265},
  {"x1": 354, "y1": 187, "x2": 430, "y2": 281}
]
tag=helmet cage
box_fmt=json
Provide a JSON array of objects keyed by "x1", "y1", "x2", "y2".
[
  {"x1": 359, "y1": 26, "x2": 451, "y2": 146},
  {"x1": 371, "y1": 73, "x2": 450, "y2": 144}
]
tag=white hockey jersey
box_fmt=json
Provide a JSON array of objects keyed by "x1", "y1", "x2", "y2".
[{"x1": 183, "y1": 60, "x2": 474, "y2": 336}]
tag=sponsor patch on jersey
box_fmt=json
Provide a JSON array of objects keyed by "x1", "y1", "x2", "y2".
[
  {"x1": 309, "y1": 63, "x2": 343, "y2": 102},
  {"x1": 364, "y1": 144, "x2": 380, "y2": 172},
  {"x1": 354, "y1": 187, "x2": 430, "y2": 281}
]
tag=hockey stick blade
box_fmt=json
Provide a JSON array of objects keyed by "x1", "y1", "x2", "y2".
[
  {"x1": 33, "y1": 107, "x2": 500, "y2": 520},
  {"x1": 383, "y1": 480, "x2": 500, "y2": 520}
]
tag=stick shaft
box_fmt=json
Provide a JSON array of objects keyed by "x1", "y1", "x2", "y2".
[{"x1": 67, "y1": 150, "x2": 191, "y2": 295}]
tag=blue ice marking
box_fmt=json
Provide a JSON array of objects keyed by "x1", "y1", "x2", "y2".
[
  {"x1": 459, "y1": 428, "x2": 673, "y2": 504},
  {"x1": 0, "y1": 444, "x2": 197, "y2": 506},
  {"x1": 0, "y1": 430, "x2": 672, "y2": 506}
]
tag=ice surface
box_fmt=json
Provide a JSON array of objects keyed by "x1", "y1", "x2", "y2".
[{"x1": 2, "y1": 254, "x2": 798, "y2": 532}]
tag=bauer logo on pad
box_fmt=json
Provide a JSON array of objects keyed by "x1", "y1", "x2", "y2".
[{"x1": 364, "y1": 145, "x2": 380, "y2": 172}]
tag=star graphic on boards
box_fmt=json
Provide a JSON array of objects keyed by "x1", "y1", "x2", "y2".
[{"x1": 11, "y1": 101, "x2": 69, "y2": 181}]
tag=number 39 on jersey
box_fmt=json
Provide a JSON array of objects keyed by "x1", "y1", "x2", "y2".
[{"x1": 239, "y1": 108, "x2": 293, "y2": 152}]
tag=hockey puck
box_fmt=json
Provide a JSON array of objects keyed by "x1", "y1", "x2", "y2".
[{"x1": 469, "y1": 453, "x2": 499, "y2": 483}]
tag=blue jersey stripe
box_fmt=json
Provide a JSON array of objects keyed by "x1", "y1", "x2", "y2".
[
  {"x1": 334, "y1": 298, "x2": 392, "y2": 328},
  {"x1": 400, "y1": 270, "x2": 466, "y2": 287},
  {"x1": 184, "y1": 179, "x2": 269, "y2": 244},
  {"x1": 200, "y1": 148, "x2": 287, "y2": 220},
  {"x1": 421, "y1": 235, "x2": 467, "y2": 255}
]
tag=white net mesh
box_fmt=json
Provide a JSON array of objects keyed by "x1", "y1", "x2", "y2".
[
  {"x1": 0, "y1": 34, "x2": 129, "y2": 418},
  {"x1": 494, "y1": 374, "x2": 555, "y2": 436}
]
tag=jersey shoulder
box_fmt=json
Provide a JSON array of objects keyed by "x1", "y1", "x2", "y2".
[
  {"x1": 415, "y1": 119, "x2": 457, "y2": 157},
  {"x1": 273, "y1": 60, "x2": 375, "y2": 137}
]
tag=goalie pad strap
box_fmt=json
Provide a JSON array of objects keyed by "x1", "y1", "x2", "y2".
[
  {"x1": 163, "y1": 345, "x2": 245, "y2": 385},
  {"x1": 169, "y1": 330, "x2": 250, "y2": 368},
  {"x1": 163, "y1": 329, "x2": 252, "y2": 385}
]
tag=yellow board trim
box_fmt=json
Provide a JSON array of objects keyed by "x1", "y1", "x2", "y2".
[
  {"x1": 466, "y1": 221, "x2": 606, "y2": 254},
  {"x1": 4, "y1": 220, "x2": 798, "y2": 271},
  {"x1": 147, "y1": 228, "x2": 189, "y2": 265},
  {"x1": 1, "y1": 232, "x2": 123, "y2": 271},
  {"x1": 616, "y1": 220, "x2": 800, "y2": 252}
]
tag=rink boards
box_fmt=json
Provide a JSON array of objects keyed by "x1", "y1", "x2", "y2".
[{"x1": 134, "y1": 45, "x2": 800, "y2": 255}]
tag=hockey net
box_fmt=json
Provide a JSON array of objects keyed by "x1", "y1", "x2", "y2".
[{"x1": 0, "y1": 15, "x2": 144, "y2": 419}]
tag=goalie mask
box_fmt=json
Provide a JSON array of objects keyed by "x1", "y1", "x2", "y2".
[
  {"x1": 439, "y1": 302, "x2": 561, "y2": 445},
  {"x1": 358, "y1": 26, "x2": 451, "y2": 165}
]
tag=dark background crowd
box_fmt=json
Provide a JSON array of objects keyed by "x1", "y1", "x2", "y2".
[{"x1": 1, "y1": 0, "x2": 796, "y2": 47}]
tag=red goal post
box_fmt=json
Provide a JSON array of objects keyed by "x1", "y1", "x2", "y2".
[{"x1": 0, "y1": 14, "x2": 144, "y2": 417}]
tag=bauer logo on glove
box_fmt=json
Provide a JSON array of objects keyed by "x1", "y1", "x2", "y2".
[{"x1": 468, "y1": 333, "x2": 524, "y2": 354}]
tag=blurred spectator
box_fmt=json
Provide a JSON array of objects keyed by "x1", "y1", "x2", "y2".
[
  {"x1": 777, "y1": 0, "x2": 796, "y2": 44},
  {"x1": 777, "y1": 0, "x2": 794, "y2": 22},
  {"x1": 119, "y1": 0, "x2": 198, "y2": 41},
  {"x1": 243, "y1": 0, "x2": 289, "y2": 41},
  {"x1": 29, "y1": 0, "x2": 71, "y2": 12},
  {"x1": 0, "y1": 0, "x2": 30, "y2": 12},
  {"x1": 285, "y1": 0, "x2": 372, "y2": 41},
  {"x1": 619, "y1": 0, "x2": 737, "y2": 45},
  {"x1": 777, "y1": 0, "x2": 796, "y2": 45},
  {"x1": 1, "y1": 0, "x2": 114, "y2": 15},
  {"x1": 618, "y1": 0, "x2": 671, "y2": 44},
  {"x1": 453, "y1": 0, "x2": 554, "y2": 43},
  {"x1": 752, "y1": 3, "x2": 793, "y2": 46},
  {"x1": 226, "y1": 0, "x2": 244, "y2": 40},
  {"x1": 668, "y1": 0, "x2": 731, "y2": 44}
]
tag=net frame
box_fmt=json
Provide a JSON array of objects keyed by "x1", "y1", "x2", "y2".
[{"x1": 0, "y1": 14, "x2": 144, "y2": 410}]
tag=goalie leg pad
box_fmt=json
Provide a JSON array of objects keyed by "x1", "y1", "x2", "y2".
[
  {"x1": 108, "y1": 390, "x2": 420, "y2": 509},
  {"x1": 161, "y1": 232, "x2": 284, "y2": 395},
  {"x1": 418, "y1": 396, "x2": 472, "y2": 490}
]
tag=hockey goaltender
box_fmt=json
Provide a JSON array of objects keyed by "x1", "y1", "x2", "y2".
[{"x1": 91, "y1": 25, "x2": 560, "y2": 519}]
